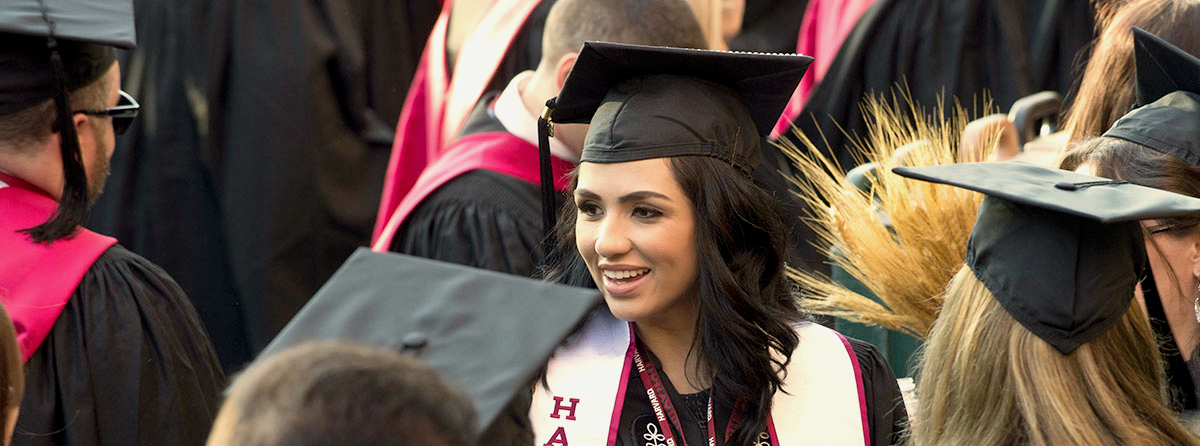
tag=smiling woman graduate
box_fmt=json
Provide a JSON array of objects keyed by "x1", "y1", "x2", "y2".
[{"x1": 536, "y1": 43, "x2": 907, "y2": 446}]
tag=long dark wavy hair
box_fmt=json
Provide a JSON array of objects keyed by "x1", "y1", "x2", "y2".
[{"x1": 542, "y1": 155, "x2": 805, "y2": 446}]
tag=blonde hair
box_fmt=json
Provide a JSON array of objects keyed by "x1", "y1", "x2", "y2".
[{"x1": 913, "y1": 267, "x2": 1200, "y2": 446}]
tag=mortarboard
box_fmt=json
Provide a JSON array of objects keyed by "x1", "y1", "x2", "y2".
[
  {"x1": 1092, "y1": 28, "x2": 1200, "y2": 409},
  {"x1": 259, "y1": 248, "x2": 603, "y2": 436},
  {"x1": 534, "y1": 42, "x2": 812, "y2": 236},
  {"x1": 1, "y1": 0, "x2": 137, "y2": 243},
  {"x1": 1, "y1": 1, "x2": 135, "y2": 47},
  {"x1": 893, "y1": 161, "x2": 1200, "y2": 354},
  {"x1": 1102, "y1": 28, "x2": 1200, "y2": 165},
  {"x1": 1126, "y1": 27, "x2": 1200, "y2": 109}
]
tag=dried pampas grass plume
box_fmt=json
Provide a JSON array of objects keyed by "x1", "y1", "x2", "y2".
[{"x1": 778, "y1": 92, "x2": 996, "y2": 340}]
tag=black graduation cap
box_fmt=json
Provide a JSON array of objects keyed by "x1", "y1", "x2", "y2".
[
  {"x1": 1102, "y1": 28, "x2": 1200, "y2": 165},
  {"x1": 1, "y1": 1, "x2": 135, "y2": 47},
  {"x1": 1, "y1": 0, "x2": 137, "y2": 243},
  {"x1": 534, "y1": 42, "x2": 812, "y2": 235},
  {"x1": 893, "y1": 161, "x2": 1200, "y2": 354},
  {"x1": 1127, "y1": 27, "x2": 1200, "y2": 108},
  {"x1": 259, "y1": 248, "x2": 603, "y2": 436}
]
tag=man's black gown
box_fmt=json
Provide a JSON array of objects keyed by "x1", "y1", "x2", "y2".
[
  {"x1": 92, "y1": 0, "x2": 554, "y2": 366},
  {"x1": 390, "y1": 92, "x2": 548, "y2": 277},
  {"x1": 14, "y1": 245, "x2": 226, "y2": 446}
]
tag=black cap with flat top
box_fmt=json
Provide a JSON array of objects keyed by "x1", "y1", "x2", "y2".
[
  {"x1": 1, "y1": 0, "x2": 135, "y2": 47},
  {"x1": 1091, "y1": 27, "x2": 1200, "y2": 409},
  {"x1": 1102, "y1": 27, "x2": 1200, "y2": 166},
  {"x1": 1, "y1": 0, "x2": 135, "y2": 114},
  {"x1": 894, "y1": 161, "x2": 1200, "y2": 354},
  {"x1": 550, "y1": 42, "x2": 812, "y2": 172},
  {"x1": 534, "y1": 41, "x2": 812, "y2": 236},
  {"x1": 1, "y1": 0, "x2": 138, "y2": 242},
  {"x1": 259, "y1": 248, "x2": 603, "y2": 436}
]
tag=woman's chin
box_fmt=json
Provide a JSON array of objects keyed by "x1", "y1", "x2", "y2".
[{"x1": 604, "y1": 301, "x2": 649, "y2": 323}]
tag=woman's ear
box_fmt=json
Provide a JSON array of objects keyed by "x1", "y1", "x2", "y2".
[{"x1": 1189, "y1": 229, "x2": 1200, "y2": 279}]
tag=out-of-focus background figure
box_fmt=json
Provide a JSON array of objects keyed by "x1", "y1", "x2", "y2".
[{"x1": 206, "y1": 342, "x2": 476, "y2": 446}]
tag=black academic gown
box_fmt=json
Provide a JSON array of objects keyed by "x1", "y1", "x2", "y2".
[
  {"x1": 89, "y1": 0, "x2": 444, "y2": 363},
  {"x1": 615, "y1": 338, "x2": 906, "y2": 446},
  {"x1": 14, "y1": 245, "x2": 226, "y2": 446},
  {"x1": 391, "y1": 92, "x2": 548, "y2": 277},
  {"x1": 784, "y1": 0, "x2": 1094, "y2": 169},
  {"x1": 90, "y1": 0, "x2": 254, "y2": 370},
  {"x1": 729, "y1": 0, "x2": 810, "y2": 54}
]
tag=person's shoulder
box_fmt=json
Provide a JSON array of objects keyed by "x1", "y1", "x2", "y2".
[
  {"x1": 792, "y1": 320, "x2": 848, "y2": 344},
  {"x1": 792, "y1": 324, "x2": 894, "y2": 372},
  {"x1": 70, "y1": 243, "x2": 221, "y2": 364},
  {"x1": 79, "y1": 244, "x2": 191, "y2": 305},
  {"x1": 394, "y1": 170, "x2": 546, "y2": 274},
  {"x1": 419, "y1": 169, "x2": 542, "y2": 220},
  {"x1": 91, "y1": 243, "x2": 163, "y2": 271}
]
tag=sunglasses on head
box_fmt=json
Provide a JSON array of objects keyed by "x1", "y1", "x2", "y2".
[{"x1": 75, "y1": 90, "x2": 140, "y2": 135}]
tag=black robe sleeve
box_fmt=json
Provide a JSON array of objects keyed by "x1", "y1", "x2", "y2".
[
  {"x1": 14, "y1": 245, "x2": 227, "y2": 446},
  {"x1": 849, "y1": 337, "x2": 908, "y2": 446},
  {"x1": 391, "y1": 170, "x2": 547, "y2": 278}
]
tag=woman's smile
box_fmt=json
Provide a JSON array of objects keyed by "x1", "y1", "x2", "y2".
[
  {"x1": 574, "y1": 158, "x2": 699, "y2": 325},
  {"x1": 599, "y1": 264, "x2": 652, "y2": 296}
]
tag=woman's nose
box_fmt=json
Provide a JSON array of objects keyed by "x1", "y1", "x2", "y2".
[{"x1": 594, "y1": 217, "x2": 632, "y2": 259}]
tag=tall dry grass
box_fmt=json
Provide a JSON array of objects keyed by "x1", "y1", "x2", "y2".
[{"x1": 778, "y1": 92, "x2": 996, "y2": 339}]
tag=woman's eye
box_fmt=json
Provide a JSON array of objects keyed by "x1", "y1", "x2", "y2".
[
  {"x1": 632, "y1": 206, "x2": 663, "y2": 219},
  {"x1": 577, "y1": 202, "x2": 602, "y2": 218}
]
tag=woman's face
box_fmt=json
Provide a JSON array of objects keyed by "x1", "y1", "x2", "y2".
[
  {"x1": 1143, "y1": 221, "x2": 1200, "y2": 360},
  {"x1": 574, "y1": 158, "x2": 700, "y2": 328},
  {"x1": 1077, "y1": 161, "x2": 1200, "y2": 360}
]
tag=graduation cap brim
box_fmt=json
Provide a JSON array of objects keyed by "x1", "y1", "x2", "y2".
[
  {"x1": 1132, "y1": 27, "x2": 1200, "y2": 107},
  {"x1": 1, "y1": 0, "x2": 135, "y2": 48},
  {"x1": 549, "y1": 41, "x2": 812, "y2": 136},
  {"x1": 893, "y1": 161, "x2": 1200, "y2": 223},
  {"x1": 260, "y1": 248, "x2": 603, "y2": 435},
  {"x1": 893, "y1": 161, "x2": 1200, "y2": 354}
]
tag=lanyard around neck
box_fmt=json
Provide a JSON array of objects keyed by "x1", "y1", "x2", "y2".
[{"x1": 630, "y1": 331, "x2": 744, "y2": 446}]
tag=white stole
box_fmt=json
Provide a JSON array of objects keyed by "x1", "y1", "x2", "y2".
[{"x1": 531, "y1": 313, "x2": 869, "y2": 446}]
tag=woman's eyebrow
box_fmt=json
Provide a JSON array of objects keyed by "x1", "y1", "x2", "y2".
[
  {"x1": 618, "y1": 191, "x2": 671, "y2": 203},
  {"x1": 574, "y1": 189, "x2": 672, "y2": 203}
]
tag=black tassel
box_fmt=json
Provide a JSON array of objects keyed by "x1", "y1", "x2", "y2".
[
  {"x1": 21, "y1": 38, "x2": 91, "y2": 244},
  {"x1": 538, "y1": 98, "x2": 558, "y2": 244}
]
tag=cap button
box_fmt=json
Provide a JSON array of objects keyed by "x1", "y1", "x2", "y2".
[
  {"x1": 1055, "y1": 182, "x2": 1079, "y2": 191},
  {"x1": 401, "y1": 332, "x2": 428, "y2": 351}
]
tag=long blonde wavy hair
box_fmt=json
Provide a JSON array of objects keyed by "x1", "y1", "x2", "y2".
[{"x1": 913, "y1": 266, "x2": 1200, "y2": 446}]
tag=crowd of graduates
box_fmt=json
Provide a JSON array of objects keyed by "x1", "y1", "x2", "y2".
[{"x1": 4, "y1": 0, "x2": 1200, "y2": 445}]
